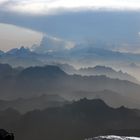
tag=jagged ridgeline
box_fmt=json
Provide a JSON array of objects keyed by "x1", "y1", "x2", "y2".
[{"x1": 0, "y1": 63, "x2": 140, "y2": 109}]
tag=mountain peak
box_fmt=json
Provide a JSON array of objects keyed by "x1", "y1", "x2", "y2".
[
  {"x1": 20, "y1": 65, "x2": 67, "y2": 78},
  {"x1": 71, "y1": 98, "x2": 110, "y2": 112},
  {"x1": 6, "y1": 46, "x2": 32, "y2": 56}
]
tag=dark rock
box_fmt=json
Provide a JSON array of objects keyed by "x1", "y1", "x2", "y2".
[{"x1": 0, "y1": 129, "x2": 14, "y2": 140}]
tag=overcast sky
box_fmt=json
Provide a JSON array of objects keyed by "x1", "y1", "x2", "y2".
[
  {"x1": 0, "y1": 0, "x2": 140, "y2": 51},
  {"x1": 1, "y1": 0, "x2": 140, "y2": 15}
]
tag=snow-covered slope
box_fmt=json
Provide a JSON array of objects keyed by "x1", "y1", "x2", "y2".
[{"x1": 86, "y1": 135, "x2": 140, "y2": 140}]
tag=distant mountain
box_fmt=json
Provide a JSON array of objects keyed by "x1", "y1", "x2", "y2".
[
  {"x1": 129, "y1": 62, "x2": 140, "y2": 69},
  {"x1": 62, "y1": 90, "x2": 140, "y2": 109},
  {"x1": 0, "y1": 50, "x2": 4, "y2": 55},
  {"x1": 30, "y1": 34, "x2": 140, "y2": 66},
  {"x1": 0, "y1": 63, "x2": 22, "y2": 79},
  {"x1": 54, "y1": 63, "x2": 77, "y2": 74},
  {"x1": 54, "y1": 63, "x2": 139, "y2": 83},
  {"x1": 0, "y1": 65, "x2": 140, "y2": 106},
  {"x1": 1, "y1": 45, "x2": 140, "y2": 71},
  {"x1": 0, "y1": 64, "x2": 139, "y2": 109},
  {"x1": 19, "y1": 65, "x2": 67, "y2": 78},
  {"x1": 16, "y1": 66, "x2": 140, "y2": 100},
  {"x1": 78, "y1": 65, "x2": 139, "y2": 84},
  {"x1": 0, "y1": 63, "x2": 14, "y2": 77},
  {"x1": 0, "y1": 94, "x2": 67, "y2": 113},
  {"x1": 6, "y1": 46, "x2": 32, "y2": 56},
  {"x1": 0, "y1": 47, "x2": 43, "y2": 67},
  {"x1": 3, "y1": 98, "x2": 140, "y2": 140}
]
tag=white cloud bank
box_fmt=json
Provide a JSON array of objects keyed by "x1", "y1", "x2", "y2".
[{"x1": 1, "y1": 0, "x2": 140, "y2": 15}]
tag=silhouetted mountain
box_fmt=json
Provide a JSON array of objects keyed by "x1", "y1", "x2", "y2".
[
  {"x1": 0, "y1": 63, "x2": 22, "y2": 78},
  {"x1": 78, "y1": 65, "x2": 139, "y2": 84},
  {"x1": 52, "y1": 63, "x2": 139, "y2": 83},
  {"x1": 6, "y1": 46, "x2": 33, "y2": 56},
  {"x1": 1, "y1": 46, "x2": 140, "y2": 70},
  {"x1": 14, "y1": 66, "x2": 140, "y2": 101},
  {"x1": 0, "y1": 65, "x2": 140, "y2": 106},
  {"x1": 0, "y1": 94, "x2": 67, "y2": 113},
  {"x1": 19, "y1": 65, "x2": 67, "y2": 78},
  {"x1": 53, "y1": 63, "x2": 77, "y2": 74},
  {"x1": 3, "y1": 99, "x2": 140, "y2": 140},
  {"x1": 0, "y1": 64, "x2": 139, "y2": 109},
  {"x1": 62, "y1": 90, "x2": 140, "y2": 109},
  {"x1": 0, "y1": 63, "x2": 13, "y2": 77},
  {"x1": 0, "y1": 47, "x2": 43, "y2": 67},
  {"x1": 1, "y1": 46, "x2": 140, "y2": 80}
]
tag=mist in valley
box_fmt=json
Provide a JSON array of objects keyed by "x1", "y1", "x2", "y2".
[{"x1": 1, "y1": 0, "x2": 140, "y2": 140}]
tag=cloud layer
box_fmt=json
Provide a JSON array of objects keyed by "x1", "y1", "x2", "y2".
[
  {"x1": 1, "y1": 0, "x2": 140, "y2": 15},
  {"x1": 0, "y1": 0, "x2": 140, "y2": 53}
]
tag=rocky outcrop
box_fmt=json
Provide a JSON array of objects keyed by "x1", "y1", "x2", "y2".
[{"x1": 0, "y1": 129, "x2": 14, "y2": 140}]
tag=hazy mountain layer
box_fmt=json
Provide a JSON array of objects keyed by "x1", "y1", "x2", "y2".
[
  {"x1": 78, "y1": 66, "x2": 139, "y2": 84},
  {"x1": 0, "y1": 64, "x2": 140, "y2": 109},
  {"x1": 57, "y1": 64, "x2": 139, "y2": 84},
  {"x1": 62, "y1": 90, "x2": 140, "y2": 109},
  {"x1": 0, "y1": 94, "x2": 67, "y2": 114},
  {"x1": 1, "y1": 46, "x2": 140, "y2": 74}
]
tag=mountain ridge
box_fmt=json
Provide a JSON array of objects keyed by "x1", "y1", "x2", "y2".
[{"x1": 2, "y1": 98, "x2": 140, "y2": 140}]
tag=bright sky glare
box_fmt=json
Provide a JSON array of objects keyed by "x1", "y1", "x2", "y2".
[{"x1": 0, "y1": 23, "x2": 42, "y2": 51}]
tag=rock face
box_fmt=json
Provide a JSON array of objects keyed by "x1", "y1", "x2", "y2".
[
  {"x1": 86, "y1": 135, "x2": 140, "y2": 140},
  {"x1": 0, "y1": 129, "x2": 14, "y2": 140}
]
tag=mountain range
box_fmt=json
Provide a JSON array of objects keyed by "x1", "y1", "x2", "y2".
[
  {"x1": 0, "y1": 63, "x2": 140, "y2": 109},
  {"x1": 57, "y1": 64, "x2": 139, "y2": 84},
  {"x1": 0, "y1": 45, "x2": 140, "y2": 70},
  {"x1": 0, "y1": 46, "x2": 138, "y2": 83},
  {"x1": 63, "y1": 90, "x2": 140, "y2": 109},
  {"x1": 2, "y1": 99, "x2": 140, "y2": 140},
  {"x1": 1, "y1": 10, "x2": 140, "y2": 140}
]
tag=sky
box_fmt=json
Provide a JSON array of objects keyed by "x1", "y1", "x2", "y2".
[
  {"x1": 1, "y1": 0, "x2": 140, "y2": 15},
  {"x1": 0, "y1": 23, "x2": 42, "y2": 51},
  {"x1": 0, "y1": 0, "x2": 140, "y2": 51}
]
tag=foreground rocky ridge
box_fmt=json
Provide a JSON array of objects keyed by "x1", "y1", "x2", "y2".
[{"x1": 1, "y1": 99, "x2": 140, "y2": 140}]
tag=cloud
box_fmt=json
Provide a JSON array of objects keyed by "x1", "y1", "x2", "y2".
[
  {"x1": 0, "y1": 1, "x2": 140, "y2": 53},
  {"x1": 32, "y1": 35, "x2": 75, "y2": 53},
  {"x1": 1, "y1": 0, "x2": 140, "y2": 15}
]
